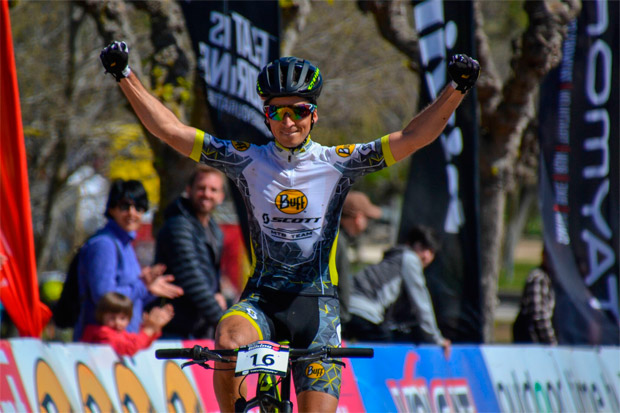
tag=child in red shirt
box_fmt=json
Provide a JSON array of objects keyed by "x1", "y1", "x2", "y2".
[{"x1": 81, "y1": 292, "x2": 174, "y2": 356}]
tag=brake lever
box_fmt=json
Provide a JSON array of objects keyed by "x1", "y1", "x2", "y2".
[{"x1": 181, "y1": 360, "x2": 212, "y2": 370}]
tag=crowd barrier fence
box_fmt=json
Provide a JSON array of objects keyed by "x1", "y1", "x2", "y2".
[{"x1": 0, "y1": 338, "x2": 618, "y2": 412}]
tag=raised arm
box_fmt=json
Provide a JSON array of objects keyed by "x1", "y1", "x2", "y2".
[
  {"x1": 100, "y1": 41, "x2": 197, "y2": 157},
  {"x1": 388, "y1": 54, "x2": 480, "y2": 163}
]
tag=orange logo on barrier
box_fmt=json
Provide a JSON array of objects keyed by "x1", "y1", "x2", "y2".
[
  {"x1": 275, "y1": 190, "x2": 307, "y2": 214},
  {"x1": 164, "y1": 361, "x2": 202, "y2": 412},
  {"x1": 36, "y1": 359, "x2": 72, "y2": 413},
  {"x1": 77, "y1": 362, "x2": 116, "y2": 412},
  {"x1": 115, "y1": 363, "x2": 153, "y2": 413}
]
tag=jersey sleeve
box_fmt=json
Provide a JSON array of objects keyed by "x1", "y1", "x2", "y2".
[
  {"x1": 188, "y1": 129, "x2": 255, "y2": 179},
  {"x1": 329, "y1": 135, "x2": 396, "y2": 179}
]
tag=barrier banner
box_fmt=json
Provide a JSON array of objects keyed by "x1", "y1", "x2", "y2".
[
  {"x1": 538, "y1": 0, "x2": 619, "y2": 344},
  {"x1": 401, "y1": 0, "x2": 482, "y2": 342},
  {"x1": 2, "y1": 339, "x2": 618, "y2": 412},
  {"x1": 353, "y1": 344, "x2": 499, "y2": 412},
  {"x1": 0, "y1": 0, "x2": 51, "y2": 337},
  {"x1": 179, "y1": 0, "x2": 280, "y2": 145},
  {"x1": 481, "y1": 346, "x2": 620, "y2": 412}
]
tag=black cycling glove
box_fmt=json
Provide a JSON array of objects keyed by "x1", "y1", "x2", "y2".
[
  {"x1": 100, "y1": 41, "x2": 131, "y2": 82},
  {"x1": 448, "y1": 54, "x2": 480, "y2": 94}
]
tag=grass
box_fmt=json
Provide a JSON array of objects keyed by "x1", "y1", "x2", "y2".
[{"x1": 498, "y1": 261, "x2": 537, "y2": 294}]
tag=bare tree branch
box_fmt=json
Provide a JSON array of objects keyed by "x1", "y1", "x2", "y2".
[
  {"x1": 357, "y1": 0, "x2": 420, "y2": 72},
  {"x1": 473, "y1": 0, "x2": 502, "y2": 123},
  {"x1": 281, "y1": 0, "x2": 312, "y2": 57}
]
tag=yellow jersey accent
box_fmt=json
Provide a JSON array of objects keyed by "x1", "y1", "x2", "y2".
[
  {"x1": 381, "y1": 134, "x2": 396, "y2": 166},
  {"x1": 328, "y1": 231, "x2": 339, "y2": 286},
  {"x1": 190, "y1": 129, "x2": 205, "y2": 162},
  {"x1": 220, "y1": 311, "x2": 264, "y2": 340}
]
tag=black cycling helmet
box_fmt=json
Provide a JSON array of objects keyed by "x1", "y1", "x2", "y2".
[{"x1": 256, "y1": 57, "x2": 323, "y2": 104}]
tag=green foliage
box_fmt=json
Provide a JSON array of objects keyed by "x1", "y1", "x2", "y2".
[
  {"x1": 499, "y1": 261, "x2": 534, "y2": 293},
  {"x1": 524, "y1": 210, "x2": 543, "y2": 237},
  {"x1": 109, "y1": 124, "x2": 160, "y2": 206}
]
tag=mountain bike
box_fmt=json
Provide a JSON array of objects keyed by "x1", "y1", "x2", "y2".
[{"x1": 155, "y1": 340, "x2": 374, "y2": 412}]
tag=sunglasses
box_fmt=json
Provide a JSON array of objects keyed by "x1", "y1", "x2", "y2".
[
  {"x1": 263, "y1": 103, "x2": 316, "y2": 121},
  {"x1": 117, "y1": 200, "x2": 147, "y2": 213}
]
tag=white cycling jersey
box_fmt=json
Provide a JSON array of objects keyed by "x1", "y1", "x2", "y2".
[{"x1": 190, "y1": 130, "x2": 396, "y2": 296}]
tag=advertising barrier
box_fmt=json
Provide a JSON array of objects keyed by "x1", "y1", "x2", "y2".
[{"x1": 1, "y1": 339, "x2": 618, "y2": 412}]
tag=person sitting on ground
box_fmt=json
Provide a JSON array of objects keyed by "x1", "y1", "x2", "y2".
[
  {"x1": 345, "y1": 225, "x2": 451, "y2": 358},
  {"x1": 81, "y1": 292, "x2": 174, "y2": 356}
]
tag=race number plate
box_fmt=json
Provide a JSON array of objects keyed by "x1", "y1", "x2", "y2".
[{"x1": 235, "y1": 341, "x2": 290, "y2": 377}]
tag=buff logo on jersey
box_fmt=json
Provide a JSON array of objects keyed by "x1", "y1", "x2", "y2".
[
  {"x1": 305, "y1": 363, "x2": 325, "y2": 378},
  {"x1": 232, "y1": 141, "x2": 250, "y2": 151},
  {"x1": 275, "y1": 190, "x2": 307, "y2": 214},
  {"x1": 335, "y1": 144, "x2": 355, "y2": 158}
]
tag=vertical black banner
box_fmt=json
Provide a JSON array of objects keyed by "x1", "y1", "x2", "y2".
[
  {"x1": 539, "y1": 0, "x2": 619, "y2": 344},
  {"x1": 400, "y1": 0, "x2": 481, "y2": 342},
  {"x1": 180, "y1": 0, "x2": 280, "y2": 144}
]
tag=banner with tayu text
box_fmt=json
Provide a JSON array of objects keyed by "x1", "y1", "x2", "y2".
[
  {"x1": 399, "y1": 0, "x2": 481, "y2": 342},
  {"x1": 538, "y1": 0, "x2": 619, "y2": 344},
  {"x1": 179, "y1": 0, "x2": 280, "y2": 145}
]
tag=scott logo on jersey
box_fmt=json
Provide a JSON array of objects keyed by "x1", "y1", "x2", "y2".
[{"x1": 275, "y1": 190, "x2": 307, "y2": 214}]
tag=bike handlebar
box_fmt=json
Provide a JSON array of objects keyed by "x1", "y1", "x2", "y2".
[
  {"x1": 156, "y1": 345, "x2": 237, "y2": 360},
  {"x1": 326, "y1": 347, "x2": 373, "y2": 358},
  {"x1": 155, "y1": 345, "x2": 373, "y2": 361}
]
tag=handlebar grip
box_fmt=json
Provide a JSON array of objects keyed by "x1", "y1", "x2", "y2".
[
  {"x1": 155, "y1": 347, "x2": 195, "y2": 359},
  {"x1": 329, "y1": 347, "x2": 374, "y2": 358}
]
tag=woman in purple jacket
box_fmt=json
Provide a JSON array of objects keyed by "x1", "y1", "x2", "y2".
[{"x1": 73, "y1": 179, "x2": 183, "y2": 341}]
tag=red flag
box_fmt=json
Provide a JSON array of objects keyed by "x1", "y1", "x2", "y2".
[{"x1": 0, "y1": 0, "x2": 51, "y2": 337}]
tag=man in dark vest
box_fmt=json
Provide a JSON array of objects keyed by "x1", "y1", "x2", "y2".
[{"x1": 155, "y1": 165, "x2": 227, "y2": 338}]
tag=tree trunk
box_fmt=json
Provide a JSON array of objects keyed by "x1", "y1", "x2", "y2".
[
  {"x1": 502, "y1": 184, "x2": 538, "y2": 280},
  {"x1": 79, "y1": 0, "x2": 202, "y2": 235}
]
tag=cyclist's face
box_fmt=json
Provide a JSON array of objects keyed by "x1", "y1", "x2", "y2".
[
  {"x1": 267, "y1": 96, "x2": 318, "y2": 148},
  {"x1": 102, "y1": 312, "x2": 130, "y2": 332},
  {"x1": 187, "y1": 171, "x2": 225, "y2": 218}
]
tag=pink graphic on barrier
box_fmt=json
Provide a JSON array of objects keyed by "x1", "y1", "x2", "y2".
[
  {"x1": 386, "y1": 351, "x2": 477, "y2": 413},
  {"x1": 0, "y1": 341, "x2": 31, "y2": 411},
  {"x1": 338, "y1": 355, "x2": 367, "y2": 412}
]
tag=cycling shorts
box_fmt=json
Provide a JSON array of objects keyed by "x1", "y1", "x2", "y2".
[{"x1": 221, "y1": 289, "x2": 343, "y2": 399}]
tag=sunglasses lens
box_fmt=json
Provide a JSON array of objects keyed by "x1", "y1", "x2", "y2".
[
  {"x1": 264, "y1": 104, "x2": 315, "y2": 121},
  {"x1": 118, "y1": 201, "x2": 146, "y2": 213}
]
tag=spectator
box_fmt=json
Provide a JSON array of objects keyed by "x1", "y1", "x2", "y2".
[
  {"x1": 81, "y1": 292, "x2": 174, "y2": 356},
  {"x1": 73, "y1": 179, "x2": 183, "y2": 341},
  {"x1": 336, "y1": 191, "x2": 382, "y2": 324},
  {"x1": 154, "y1": 165, "x2": 227, "y2": 338},
  {"x1": 345, "y1": 225, "x2": 451, "y2": 358},
  {"x1": 513, "y1": 248, "x2": 557, "y2": 345}
]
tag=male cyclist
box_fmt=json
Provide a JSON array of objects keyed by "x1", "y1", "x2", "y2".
[{"x1": 100, "y1": 41, "x2": 480, "y2": 412}]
